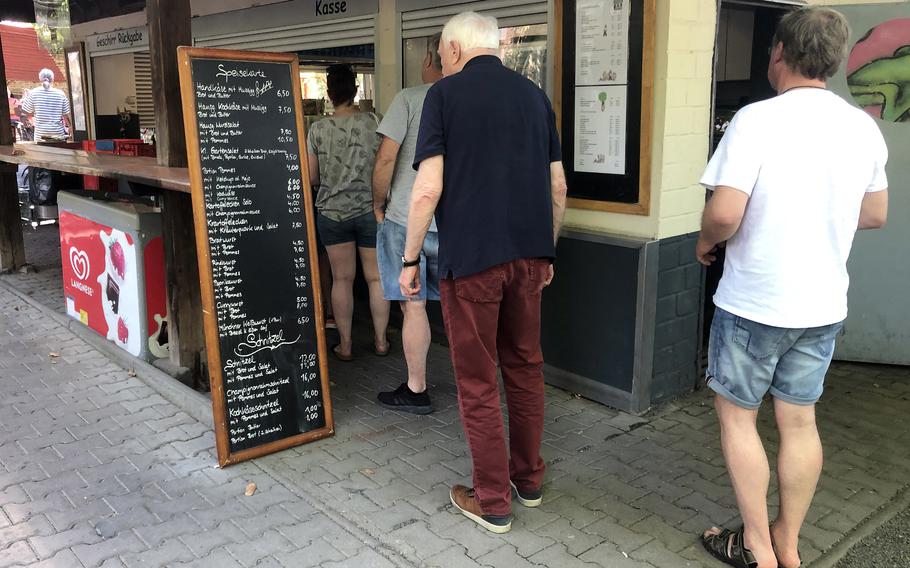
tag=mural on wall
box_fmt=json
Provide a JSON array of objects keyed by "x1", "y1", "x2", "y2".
[{"x1": 847, "y1": 18, "x2": 910, "y2": 123}]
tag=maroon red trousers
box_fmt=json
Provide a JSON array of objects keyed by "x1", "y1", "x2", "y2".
[{"x1": 439, "y1": 258, "x2": 549, "y2": 516}]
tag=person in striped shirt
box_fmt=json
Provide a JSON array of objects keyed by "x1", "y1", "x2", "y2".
[{"x1": 21, "y1": 69, "x2": 70, "y2": 140}]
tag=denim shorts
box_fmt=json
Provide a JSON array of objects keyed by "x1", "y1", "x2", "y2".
[
  {"x1": 707, "y1": 307, "x2": 844, "y2": 409},
  {"x1": 316, "y1": 210, "x2": 377, "y2": 248},
  {"x1": 376, "y1": 219, "x2": 440, "y2": 301}
]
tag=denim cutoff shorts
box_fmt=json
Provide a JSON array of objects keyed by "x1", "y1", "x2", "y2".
[
  {"x1": 376, "y1": 219, "x2": 440, "y2": 301},
  {"x1": 707, "y1": 307, "x2": 844, "y2": 409}
]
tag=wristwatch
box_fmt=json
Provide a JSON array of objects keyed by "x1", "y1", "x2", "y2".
[{"x1": 401, "y1": 255, "x2": 420, "y2": 268}]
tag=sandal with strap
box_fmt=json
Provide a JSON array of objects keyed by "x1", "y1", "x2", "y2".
[
  {"x1": 770, "y1": 525, "x2": 801, "y2": 568},
  {"x1": 702, "y1": 527, "x2": 758, "y2": 568},
  {"x1": 332, "y1": 344, "x2": 354, "y2": 362}
]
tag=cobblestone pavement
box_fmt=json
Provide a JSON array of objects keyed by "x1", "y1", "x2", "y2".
[
  {"x1": 2, "y1": 226, "x2": 910, "y2": 567},
  {"x1": 3, "y1": 224, "x2": 64, "y2": 312}
]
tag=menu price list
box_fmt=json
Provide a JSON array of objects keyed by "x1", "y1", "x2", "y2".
[{"x1": 191, "y1": 58, "x2": 325, "y2": 453}]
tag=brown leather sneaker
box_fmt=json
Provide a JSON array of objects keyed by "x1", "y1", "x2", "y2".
[{"x1": 449, "y1": 485, "x2": 512, "y2": 534}]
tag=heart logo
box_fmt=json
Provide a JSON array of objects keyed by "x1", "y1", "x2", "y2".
[{"x1": 69, "y1": 247, "x2": 91, "y2": 281}]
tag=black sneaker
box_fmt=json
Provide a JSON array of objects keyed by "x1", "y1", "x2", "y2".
[
  {"x1": 377, "y1": 383, "x2": 433, "y2": 414},
  {"x1": 510, "y1": 480, "x2": 542, "y2": 507}
]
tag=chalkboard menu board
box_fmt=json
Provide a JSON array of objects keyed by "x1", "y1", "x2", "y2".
[
  {"x1": 177, "y1": 48, "x2": 333, "y2": 466},
  {"x1": 559, "y1": 0, "x2": 656, "y2": 214}
]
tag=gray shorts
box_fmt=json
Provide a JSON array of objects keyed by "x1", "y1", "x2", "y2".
[
  {"x1": 376, "y1": 219, "x2": 440, "y2": 301},
  {"x1": 707, "y1": 307, "x2": 843, "y2": 409}
]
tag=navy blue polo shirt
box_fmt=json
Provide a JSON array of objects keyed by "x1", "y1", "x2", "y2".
[{"x1": 413, "y1": 55, "x2": 562, "y2": 279}]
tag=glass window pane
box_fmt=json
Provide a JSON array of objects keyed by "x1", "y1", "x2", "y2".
[
  {"x1": 403, "y1": 37, "x2": 430, "y2": 89},
  {"x1": 500, "y1": 24, "x2": 548, "y2": 91},
  {"x1": 403, "y1": 25, "x2": 548, "y2": 91}
]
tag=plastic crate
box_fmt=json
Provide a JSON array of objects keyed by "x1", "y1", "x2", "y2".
[{"x1": 114, "y1": 140, "x2": 156, "y2": 157}]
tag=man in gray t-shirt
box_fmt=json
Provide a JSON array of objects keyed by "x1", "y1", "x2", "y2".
[{"x1": 372, "y1": 33, "x2": 443, "y2": 414}]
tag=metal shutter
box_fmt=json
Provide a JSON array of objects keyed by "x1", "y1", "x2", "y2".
[
  {"x1": 132, "y1": 51, "x2": 155, "y2": 130},
  {"x1": 401, "y1": 0, "x2": 549, "y2": 39},
  {"x1": 195, "y1": 15, "x2": 377, "y2": 52}
]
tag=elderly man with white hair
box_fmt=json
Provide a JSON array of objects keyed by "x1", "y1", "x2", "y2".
[
  {"x1": 21, "y1": 68, "x2": 70, "y2": 140},
  {"x1": 399, "y1": 11, "x2": 567, "y2": 533}
]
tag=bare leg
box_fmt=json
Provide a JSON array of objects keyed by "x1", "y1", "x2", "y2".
[
  {"x1": 358, "y1": 246, "x2": 390, "y2": 352},
  {"x1": 706, "y1": 395, "x2": 777, "y2": 568},
  {"x1": 318, "y1": 247, "x2": 333, "y2": 319},
  {"x1": 771, "y1": 399, "x2": 821, "y2": 568},
  {"x1": 325, "y1": 242, "x2": 356, "y2": 356},
  {"x1": 399, "y1": 300, "x2": 430, "y2": 392}
]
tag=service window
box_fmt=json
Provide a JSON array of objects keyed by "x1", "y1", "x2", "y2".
[{"x1": 403, "y1": 24, "x2": 548, "y2": 90}]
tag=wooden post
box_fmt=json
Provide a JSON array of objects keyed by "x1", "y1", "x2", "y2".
[
  {"x1": 0, "y1": 32, "x2": 27, "y2": 272},
  {"x1": 147, "y1": 0, "x2": 205, "y2": 378}
]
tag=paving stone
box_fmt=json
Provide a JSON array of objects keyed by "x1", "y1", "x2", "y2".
[
  {"x1": 0, "y1": 514, "x2": 55, "y2": 549},
  {"x1": 180, "y1": 520, "x2": 247, "y2": 558},
  {"x1": 46, "y1": 498, "x2": 115, "y2": 532},
  {"x1": 476, "y1": 544, "x2": 540, "y2": 568},
  {"x1": 538, "y1": 495, "x2": 608, "y2": 529},
  {"x1": 577, "y1": 541, "x2": 655, "y2": 568},
  {"x1": 72, "y1": 531, "x2": 147, "y2": 568},
  {"x1": 273, "y1": 537, "x2": 346, "y2": 567},
  {"x1": 275, "y1": 514, "x2": 338, "y2": 548},
  {"x1": 582, "y1": 516, "x2": 653, "y2": 553},
  {"x1": 29, "y1": 522, "x2": 103, "y2": 559},
  {"x1": 0, "y1": 540, "x2": 38, "y2": 568},
  {"x1": 224, "y1": 529, "x2": 296, "y2": 566},
  {"x1": 423, "y1": 546, "x2": 488, "y2": 568},
  {"x1": 528, "y1": 543, "x2": 602, "y2": 568},
  {"x1": 630, "y1": 493, "x2": 697, "y2": 526},
  {"x1": 322, "y1": 548, "x2": 397, "y2": 568},
  {"x1": 175, "y1": 548, "x2": 244, "y2": 568},
  {"x1": 630, "y1": 539, "x2": 706, "y2": 567},
  {"x1": 535, "y1": 517, "x2": 607, "y2": 557},
  {"x1": 630, "y1": 515, "x2": 699, "y2": 553},
  {"x1": 122, "y1": 537, "x2": 195, "y2": 567},
  {"x1": 29, "y1": 548, "x2": 85, "y2": 568},
  {"x1": 134, "y1": 512, "x2": 202, "y2": 548},
  {"x1": 676, "y1": 492, "x2": 738, "y2": 526},
  {"x1": 386, "y1": 520, "x2": 452, "y2": 560},
  {"x1": 432, "y1": 516, "x2": 505, "y2": 560}
]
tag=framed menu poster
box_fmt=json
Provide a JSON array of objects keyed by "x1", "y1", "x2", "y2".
[
  {"x1": 557, "y1": 0, "x2": 656, "y2": 214},
  {"x1": 177, "y1": 47, "x2": 333, "y2": 467}
]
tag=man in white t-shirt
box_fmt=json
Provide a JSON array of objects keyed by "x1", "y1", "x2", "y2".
[{"x1": 697, "y1": 7, "x2": 888, "y2": 568}]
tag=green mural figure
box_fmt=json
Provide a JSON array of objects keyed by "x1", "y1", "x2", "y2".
[{"x1": 848, "y1": 45, "x2": 910, "y2": 123}]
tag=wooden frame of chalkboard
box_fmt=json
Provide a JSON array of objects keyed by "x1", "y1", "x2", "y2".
[
  {"x1": 177, "y1": 47, "x2": 333, "y2": 467},
  {"x1": 553, "y1": 0, "x2": 656, "y2": 215}
]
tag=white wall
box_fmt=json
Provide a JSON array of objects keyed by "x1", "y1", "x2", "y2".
[{"x1": 91, "y1": 53, "x2": 136, "y2": 115}]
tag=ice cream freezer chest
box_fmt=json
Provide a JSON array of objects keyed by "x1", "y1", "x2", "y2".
[{"x1": 58, "y1": 191, "x2": 169, "y2": 361}]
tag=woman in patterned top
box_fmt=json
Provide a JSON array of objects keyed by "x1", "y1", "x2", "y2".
[{"x1": 307, "y1": 64, "x2": 389, "y2": 361}]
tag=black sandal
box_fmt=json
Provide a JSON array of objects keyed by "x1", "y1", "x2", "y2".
[
  {"x1": 770, "y1": 525, "x2": 801, "y2": 568},
  {"x1": 702, "y1": 527, "x2": 758, "y2": 568}
]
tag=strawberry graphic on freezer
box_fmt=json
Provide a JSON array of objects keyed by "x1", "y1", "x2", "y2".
[{"x1": 97, "y1": 228, "x2": 141, "y2": 355}]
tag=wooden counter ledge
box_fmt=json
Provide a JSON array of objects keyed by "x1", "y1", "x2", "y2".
[{"x1": 0, "y1": 144, "x2": 190, "y2": 193}]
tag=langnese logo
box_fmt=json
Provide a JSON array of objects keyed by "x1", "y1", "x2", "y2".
[
  {"x1": 315, "y1": 0, "x2": 347, "y2": 16},
  {"x1": 69, "y1": 247, "x2": 91, "y2": 281}
]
